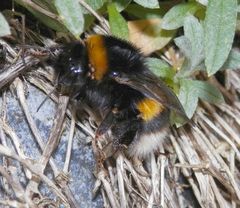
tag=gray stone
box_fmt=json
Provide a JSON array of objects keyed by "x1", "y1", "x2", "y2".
[{"x1": 3, "y1": 84, "x2": 103, "y2": 207}]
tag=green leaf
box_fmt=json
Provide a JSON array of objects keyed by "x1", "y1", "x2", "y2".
[
  {"x1": 174, "y1": 36, "x2": 192, "y2": 59},
  {"x1": 0, "y1": 13, "x2": 11, "y2": 37},
  {"x1": 204, "y1": 0, "x2": 238, "y2": 76},
  {"x1": 55, "y1": 0, "x2": 84, "y2": 38},
  {"x1": 222, "y1": 49, "x2": 240, "y2": 70},
  {"x1": 14, "y1": 0, "x2": 66, "y2": 32},
  {"x1": 179, "y1": 80, "x2": 224, "y2": 118},
  {"x1": 83, "y1": 14, "x2": 95, "y2": 30},
  {"x1": 133, "y1": 0, "x2": 159, "y2": 9},
  {"x1": 196, "y1": 0, "x2": 208, "y2": 6},
  {"x1": 113, "y1": 0, "x2": 131, "y2": 11},
  {"x1": 184, "y1": 15, "x2": 204, "y2": 70},
  {"x1": 175, "y1": 16, "x2": 205, "y2": 78},
  {"x1": 174, "y1": 36, "x2": 195, "y2": 74},
  {"x1": 86, "y1": 0, "x2": 105, "y2": 10},
  {"x1": 146, "y1": 58, "x2": 175, "y2": 78},
  {"x1": 179, "y1": 80, "x2": 199, "y2": 118},
  {"x1": 126, "y1": 4, "x2": 164, "y2": 19},
  {"x1": 197, "y1": 81, "x2": 224, "y2": 104},
  {"x1": 170, "y1": 111, "x2": 188, "y2": 127},
  {"x1": 162, "y1": 2, "x2": 199, "y2": 30},
  {"x1": 108, "y1": 3, "x2": 129, "y2": 40},
  {"x1": 83, "y1": 0, "x2": 106, "y2": 13},
  {"x1": 31, "y1": 0, "x2": 57, "y2": 13},
  {"x1": 27, "y1": 9, "x2": 67, "y2": 32}
]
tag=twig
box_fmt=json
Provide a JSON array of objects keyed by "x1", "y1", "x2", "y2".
[
  {"x1": 147, "y1": 191, "x2": 154, "y2": 208},
  {"x1": 230, "y1": 150, "x2": 236, "y2": 208},
  {"x1": 123, "y1": 157, "x2": 149, "y2": 197},
  {"x1": 192, "y1": 124, "x2": 240, "y2": 201},
  {"x1": 150, "y1": 152, "x2": 160, "y2": 204},
  {"x1": 63, "y1": 109, "x2": 76, "y2": 173},
  {"x1": 39, "y1": 95, "x2": 69, "y2": 168},
  {"x1": 197, "y1": 111, "x2": 240, "y2": 161},
  {"x1": 170, "y1": 134, "x2": 204, "y2": 207},
  {"x1": 14, "y1": 78, "x2": 59, "y2": 176},
  {"x1": 209, "y1": 177, "x2": 229, "y2": 208},
  {"x1": 0, "y1": 166, "x2": 25, "y2": 201},
  {"x1": 17, "y1": 0, "x2": 61, "y2": 21},
  {"x1": 202, "y1": 102, "x2": 240, "y2": 146},
  {"x1": 217, "y1": 103, "x2": 240, "y2": 125},
  {"x1": 0, "y1": 199, "x2": 26, "y2": 208},
  {"x1": 0, "y1": 144, "x2": 69, "y2": 205},
  {"x1": 116, "y1": 154, "x2": 127, "y2": 208},
  {"x1": 97, "y1": 170, "x2": 120, "y2": 208},
  {"x1": 101, "y1": 188, "x2": 111, "y2": 208},
  {"x1": 26, "y1": 73, "x2": 95, "y2": 137},
  {"x1": 1, "y1": 120, "x2": 28, "y2": 161},
  {"x1": 78, "y1": 0, "x2": 110, "y2": 33},
  {"x1": 14, "y1": 78, "x2": 78, "y2": 208},
  {"x1": 24, "y1": 95, "x2": 69, "y2": 204},
  {"x1": 0, "y1": 55, "x2": 39, "y2": 88},
  {"x1": 159, "y1": 148, "x2": 166, "y2": 208},
  {"x1": 0, "y1": 39, "x2": 17, "y2": 57}
]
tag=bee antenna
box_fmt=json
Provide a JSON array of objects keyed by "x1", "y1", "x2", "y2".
[
  {"x1": 36, "y1": 69, "x2": 70, "y2": 112},
  {"x1": 36, "y1": 87, "x2": 56, "y2": 112}
]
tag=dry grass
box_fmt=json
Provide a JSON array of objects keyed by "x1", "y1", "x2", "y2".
[{"x1": 0, "y1": 20, "x2": 240, "y2": 208}]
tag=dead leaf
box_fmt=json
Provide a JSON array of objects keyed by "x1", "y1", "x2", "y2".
[{"x1": 128, "y1": 19, "x2": 175, "y2": 55}]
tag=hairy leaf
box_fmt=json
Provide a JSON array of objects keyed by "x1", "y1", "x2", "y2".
[
  {"x1": 55, "y1": 0, "x2": 84, "y2": 38},
  {"x1": 147, "y1": 58, "x2": 174, "y2": 79},
  {"x1": 184, "y1": 15, "x2": 204, "y2": 70},
  {"x1": 0, "y1": 13, "x2": 11, "y2": 37},
  {"x1": 126, "y1": 5, "x2": 164, "y2": 19},
  {"x1": 223, "y1": 49, "x2": 240, "y2": 70},
  {"x1": 85, "y1": 0, "x2": 106, "y2": 11},
  {"x1": 162, "y1": 2, "x2": 199, "y2": 30},
  {"x1": 108, "y1": 3, "x2": 129, "y2": 40},
  {"x1": 113, "y1": 0, "x2": 131, "y2": 11},
  {"x1": 196, "y1": 0, "x2": 208, "y2": 6},
  {"x1": 204, "y1": 0, "x2": 237, "y2": 76},
  {"x1": 179, "y1": 80, "x2": 223, "y2": 118},
  {"x1": 133, "y1": 0, "x2": 159, "y2": 9},
  {"x1": 174, "y1": 36, "x2": 192, "y2": 59}
]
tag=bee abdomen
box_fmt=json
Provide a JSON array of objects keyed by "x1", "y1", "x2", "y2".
[
  {"x1": 126, "y1": 98, "x2": 170, "y2": 157},
  {"x1": 127, "y1": 127, "x2": 169, "y2": 158},
  {"x1": 136, "y1": 98, "x2": 165, "y2": 121}
]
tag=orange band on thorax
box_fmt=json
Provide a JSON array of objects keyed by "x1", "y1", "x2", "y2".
[
  {"x1": 86, "y1": 35, "x2": 108, "y2": 80},
  {"x1": 137, "y1": 98, "x2": 164, "y2": 121}
]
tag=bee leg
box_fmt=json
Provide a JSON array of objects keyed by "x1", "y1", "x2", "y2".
[
  {"x1": 111, "y1": 119, "x2": 139, "y2": 149},
  {"x1": 95, "y1": 110, "x2": 116, "y2": 138}
]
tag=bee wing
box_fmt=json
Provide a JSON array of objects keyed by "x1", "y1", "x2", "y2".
[{"x1": 112, "y1": 71, "x2": 188, "y2": 121}]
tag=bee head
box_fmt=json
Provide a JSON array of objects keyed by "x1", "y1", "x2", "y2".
[{"x1": 55, "y1": 42, "x2": 89, "y2": 95}]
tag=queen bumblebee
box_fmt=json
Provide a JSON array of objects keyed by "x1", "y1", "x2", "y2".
[{"x1": 55, "y1": 35, "x2": 187, "y2": 158}]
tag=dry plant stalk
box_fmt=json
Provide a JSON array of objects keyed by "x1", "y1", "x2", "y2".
[{"x1": 0, "y1": 34, "x2": 240, "y2": 208}]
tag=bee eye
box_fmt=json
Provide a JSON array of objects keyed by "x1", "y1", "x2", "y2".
[
  {"x1": 111, "y1": 71, "x2": 120, "y2": 77},
  {"x1": 70, "y1": 66, "x2": 82, "y2": 73}
]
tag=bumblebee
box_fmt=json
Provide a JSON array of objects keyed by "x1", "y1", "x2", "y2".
[{"x1": 55, "y1": 35, "x2": 187, "y2": 158}]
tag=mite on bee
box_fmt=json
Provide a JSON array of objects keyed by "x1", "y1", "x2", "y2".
[{"x1": 54, "y1": 35, "x2": 188, "y2": 158}]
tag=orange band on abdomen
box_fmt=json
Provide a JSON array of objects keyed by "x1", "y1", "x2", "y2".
[
  {"x1": 86, "y1": 35, "x2": 108, "y2": 80},
  {"x1": 137, "y1": 98, "x2": 164, "y2": 121}
]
